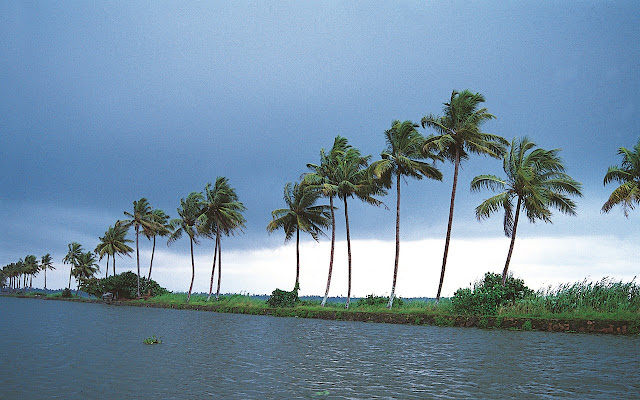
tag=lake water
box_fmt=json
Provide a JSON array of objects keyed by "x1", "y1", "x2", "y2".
[{"x1": 1, "y1": 296, "x2": 638, "y2": 399}]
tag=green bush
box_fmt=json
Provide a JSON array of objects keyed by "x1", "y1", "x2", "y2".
[
  {"x1": 61, "y1": 288, "x2": 73, "y2": 298},
  {"x1": 79, "y1": 272, "x2": 169, "y2": 299},
  {"x1": 355, "y1": 294, "x2": 403, "y2": 308},
  {"x1": 266, "y1": 286, "x2": 299, "y2": 308},
  {"x1": 451, "y1": 272, "x2": 533, "y2": 315}
]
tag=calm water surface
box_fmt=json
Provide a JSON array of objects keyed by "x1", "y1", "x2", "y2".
[{"x1": 1, "y1": 296, "x2": 638, "y2": 399}]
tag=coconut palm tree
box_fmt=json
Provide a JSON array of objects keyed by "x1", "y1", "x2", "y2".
[
  {"x1": 267, "y1": 181, "x2": 331, "y2": 291},
  {"x1": 199, "y1": 178, "x2": 246, "y2": 301},
  {"x1": 371, "y1": 120, "x2": 443, "y2": 308},
  {"x1": 73, "y1": 251, "x2": 99, "y2": 296},
  {"x1": 23, "y1": 255, "x2": 39, "y2": 291},
  {"x1": 304, "y1": 136, "x2": 350, "y2": 306},
  {"x1": 421, "y1": 89, "x2": 508, "y2": 302},
  {"x1": 121, "y1": 198, "x2": 158, "y2": 298},
  {"x1": 145, "y1": 209, "x2": 171, "y2": 281},
  {"x1": 168, "y1": 192, "x2": 205, "y2": 302},
  {"x1": 472, "y1": 137, "x2": 582, "y2": 285},
  {"x1": 96, "y1": 225, "x2": 134, "y2": 278},
  {"x1": 63, "y1": 242, "x2": 83, "y2": 290},
  {"x1": 602, "y1": 138, "x2": 640, "y2": 216},
  {"x1": 40, "y1": 254, "x2": 54, "y2": 292}
]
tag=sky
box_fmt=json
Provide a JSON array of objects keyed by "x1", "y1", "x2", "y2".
[{"x1": 1, "y1": 1, "x2": 639, "y2": 298}]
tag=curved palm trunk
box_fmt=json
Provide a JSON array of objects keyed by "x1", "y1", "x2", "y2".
[
  {"x1": 215, "y1": 236, "x2": 222, "y2": 300},
  {"x1": 295, "y1": 228, "x2": 300, "y2": 289},
  {"x1": 388, "y1": 173, "x2": 402, "y2": 308},
  {"x1": 207, "y1": 229, "x2": 220, "y2": 301},
  {"x1": 502, "y1": 197, "x2": 522, "y2": 286},
  {"x1": 135, "y1": 225, "x2": 141, "y2": 298},
  {"x1": 187, "y1": 236, "x2": 195, "y2": 303},
  {"x1": 437, "y1": 149, "x2": 460, "y2": 303},
  {"x1": 321, "y1": 196, "x2": 336, "y2": 307},
  {"x1": 148, "y1": 236, "x2": 156, "y2": 280},
  {"x1": 344, "y1": 198, "x2": 352, "y2": 309}
]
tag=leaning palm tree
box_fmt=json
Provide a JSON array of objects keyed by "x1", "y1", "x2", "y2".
[
  {"x1": 73, "y1": 251, "x2": 99, "y2": 296},
  {"x1": 23, "y1": 255, "x2": 39, "y2": 291},
  {"x1": 303, "y1": 136, "x2": 350, "y2": 306},
  {"x1": 63, "y1": 242, "x2": 83, "y2": 290},
  {"x1": 168, "y1": 192, "x2": 205, "y2": 302},
  {"x1": 121, "y1": 198, "x2": 158, "y2": 298},
  {"x1": 371, "y1": 120, "x2": 443, "y2": 308},
  {"x1": 422, "y1": 89, "x2": 508, "y2": 302},
  {"x1": 267, "y1": 181, "x2": 331, "y2": 291},
  {"x1": 96, "y1": 225, "x2": 134, "y2": 278},
  {"x1": 602, "y1": 138, "x2": 640, "y2": 216},
  {"x1": 40, "y1": 254, "x2": 54, "y2": 292},
  {"x1": 199, "y1": 178, "x2": 246, "y2": 301},
  {"x1": 472, "y1": 137, "x2": 582, "y2": 285},
  {"x1": 145, "y1": 209, "x2": 171, "y2": 281}
]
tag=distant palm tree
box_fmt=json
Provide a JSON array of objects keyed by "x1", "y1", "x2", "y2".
[
  {"x1": 63, "y1": 242, "x2": 83, "y2": 289},
  {"x1": 199, "y1": 178, "x2": 246, "y2": 301},
  {"x1": 422, "y1": 89, "x2": 508, "y2": 302},
  {"x1": 168, "y1": 192, "x2": 205, "y2": 302},
  {"x1": 602, "y1": 138, "x2": 640, "y2": 216},
  {"x1": 40, "y1": 254, "x2": 54, "y2": 291},
  {"x1": 371, "y1": 120, "x2": 443, "y2": 308},
  {"x1": 23, "y1": 255, "x2": 39, "y2": 291},
  {"x1": 145, "y1": 209, "x2": 171, "y2": 281},
  {"x1": 73, "y1": 251, "x2": 99, "y2": 296},
  {"x1": 121, "y1": 198, "x2": 158, "y2": 298},
  {"x1": 267, "y1": 181, "x2": 331, "y2": 291},
  {"x1": 304, "y1": 136, "x2": 350, "y2": 306},
  {"x1": 472, "y1": 137, "x2": 582, "y2": 285},
  {"x1": 96, "y1": 225, "x2": 134, "y2": 278}
]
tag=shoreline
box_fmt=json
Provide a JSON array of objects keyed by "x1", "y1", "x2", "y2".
[{"x1": 6, "y1": 294, "x2": 637, "y2": 335}]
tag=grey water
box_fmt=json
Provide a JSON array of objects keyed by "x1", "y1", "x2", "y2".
[{"x1": 1, "y1": 296, "x2": 638, "y2": 399}]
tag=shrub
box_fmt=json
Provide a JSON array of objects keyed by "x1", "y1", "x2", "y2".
[
  {"x1": 79, "y1": 272, "x2": 169, "y2": 299},
  {"x1": 355, "y1": 294, "x2": 404, "y2": 308},
  {"x1": 61, "y1": 288, "x2": 73, "y2": 298},
  {"x1": 451, "y1": 272, "x2": 533, "y2": 315},
  {"x1": 267, "y1": 286, "x2": 299, "y2": 308}
]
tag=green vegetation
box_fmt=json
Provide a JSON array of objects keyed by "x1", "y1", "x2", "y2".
[
  {"x1": 451, "y1": 273, "x2": 533, "y2": 315},
  {"x1": 143, "y1": 335, "x2": 162, "y2": 345},
  {"x1": 80, "y1": 271, "x2": 169, "y2": 299},
  {"x1": 266, "y1": 286, "x2": 300, "y2": 308}
]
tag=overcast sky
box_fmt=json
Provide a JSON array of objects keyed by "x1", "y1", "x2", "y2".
[{"x1": 1, "y1": 1, "x2": 639, "y2": 297}]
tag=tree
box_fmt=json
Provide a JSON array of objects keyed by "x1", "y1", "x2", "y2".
[
  {"x1": 63, "y1": 242, "x2": 83, "y2": 290},
  {"x1": 40, "y1": 254, "x2": 54, "y2": 291},
  {"x1": 304, "y1": 136, "x2": 350, "y2": 306},
  {"x1": 73, "y1": 251, "x2": 99, "y2": 296},
  {"x1": 199, "y1": 178, "x2": 246, "y2": 301},
  {"x1": 422, "y1": 89, "x2": 508, "y2": 302},
  {"x1": 121, "y1": 198, "x2": 159, "y2": 298},
  {"x1": 602, "y1": 138, "x2": 640, "y2": 216},
  {"x1": 267, "y1": 181, "x2": 331, "y2": 291},
  {"x1": 23, "y1": 255, "x2": 39, "y2": 291},
  {"x1": 471, "y1": 137, "x2": 582, "y2": 285},
  {"x1": 145, "y1": 209, "x2": 171, "y2": 281},
  {"x1": 168, "y1": 192, "x2": 205, "y2": 302},
  {"x1": 95, "y1": 225, "x2": 134, "y2": 279},
  {"x1": 371, "y1": 120, "x2": 443, "y2": 308}
]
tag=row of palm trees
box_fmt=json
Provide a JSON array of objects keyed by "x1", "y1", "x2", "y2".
[{"x1": 1, "y1": 255, "x2": 54, "y2": 292}]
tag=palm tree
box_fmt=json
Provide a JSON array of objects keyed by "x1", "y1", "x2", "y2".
[
  {"x1": 199, "y1": 178, "x2": 246, "y2": 301},
  {"x1": 73, "y1": 251, "x2": 99, "y2": 296},
  {"x1": 121, "y1": 198, "x2": 158, "y2": 298},
  {"x1": 421, "y1": 89, "x2": 508, "y2": 302},
  {"x1": 333, "y1": 145, "x2": 386, "y2": 308},
  {"x1": 602, "y1": 138, "x2": 640, "y2": 216},
  {"x1": 40, "y1": 254, "x2": 54, "y2": 291},
  {"x1": 267, "y1": 181, "x2": 331, "y2": 291},
  {"x1": 23, "y1": 255, "x2": 39, "y2": 291},
  {"x1": 371, "y1": 120, "x2": 443, "y2": 308},
  {"x1": 304, "y1": 136, "x2": 350, "y2": 306},
  {"x1": 96, "y1": 225, "x2": 134, "y2": 278},
  {"x1": 168, "y1": 192, "x2": 205, "y2": 302},
  {"x1": 472, "y1": 137, "x2": 582, "y2": 285},
  {"x1": 145, "y1": 209, "x2": 171, "y2": 281},
  {"x1": 63, "y1": 242, "x2": 83, "y2": 289}
]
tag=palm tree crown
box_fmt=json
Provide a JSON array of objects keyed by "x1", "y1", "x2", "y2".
[
  {"x1": 602, "y1": 138, "x2": 640, "y2": 216},
  {"x1": 95, "y1": 224, "x2": 133, "y2": 278},
  {"x1": 40, "y1": 253, "x2": 54, "y2": 291}
]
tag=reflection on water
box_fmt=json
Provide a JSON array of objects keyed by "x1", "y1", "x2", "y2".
[{"x1": 1, "y1": 296, "x2": 638, "y2": 399}]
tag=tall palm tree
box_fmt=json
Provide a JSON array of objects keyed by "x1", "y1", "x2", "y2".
[
  {"x1": 267, "y1": 181, "x2": 331, "y2": 291},
  {"x1": 333, "y1": 145, "x2": 386, "y2": 308},
  {"x1": 96, "y1": 225, "x2": 134, "y2": 278},
  {"x1": 63, "y1": 242, "x2": 83, "y2": 290},
  {"x1": 199, "y1": 178, "x2": 246, "y2": 301},
  {"x1": 40, "y1": 254, "x2": 54, "y2": 292},
  {"x1": 73, "y1": 251, "x2": 99, "y2": 296},
  {"x1": 168, "y1": 192, "x2": 205, "y2": 302},
  {"x1": 145, "y1": 209, "x2": 171, "y2": 281},
  {"x1": 23, "y1": 255, "x2": 39, "y2": 291},
  {"x1": 304, "y1": 136, "x2": 350, "y2": 306},
  {"x1": 371, "y1": 120, "x2": 443, "y2": 308},
  {"x1": 472, "y1": 137, "x2": 582, "y2": 285},
  {"x1": 121, "y1": 198, "x2": 158, "y2": 298},
  {"x1": 602, "y1": 138, "x2": 640, "y2": 216},
  {"x1": 422, "y1": 89, "x2": 508, "y2": 302}
]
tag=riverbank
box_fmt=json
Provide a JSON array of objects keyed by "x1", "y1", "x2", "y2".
[{"x1": 6, "y1": 292, "x2": 638, "y2": 335}]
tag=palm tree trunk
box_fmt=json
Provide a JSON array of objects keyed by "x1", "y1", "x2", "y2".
[
  {"x1": 502, "y1": 197, "x2": 522, "y2": 286},
  {"x1": 344, "y1": 197, "x2": 352, "y2": 309},
  {"x1": 208, "y1": 229, "x2": 219, "y2": 301},
  {"x1": 215, "y1": 236, "x2": 222, "y2": 300},
  {"x1": 44, "y1": 268, "x2": 47, "y2": 291},
  {"x1": 135, "y1": 225, "x2": 141, "y2": 298},
  {"x1": 68, "y1": 267, "x2": 73, "y2": 289},
  {"x1": 105, "y1": 254, "x2": 110, "y2": 279},
  {"x1": 187, "y1": 237, "x2": 196, "y2": 302},
  {"x1": 321, "y1": 196, "x2": 336, "y2": 307},
  {"x1": 295, "y1": 228, "x2": 300, "y2": 290},
  {"x1": 148, "y1": 236, "x2": 156, "y2": 280},
  {"x1": 388, "y1": 173, "x2": 401, "y2": 308},
  {"x1": 113, "y1": 256, "x2": 116, "y2": 278},
  {"x1": 437, "y1": 148, "x2": 460, "y2": 303}
]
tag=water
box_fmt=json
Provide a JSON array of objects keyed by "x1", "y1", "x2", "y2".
[{"x1": 1, "y1": 296, "x2": 638, "y2": 399}]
